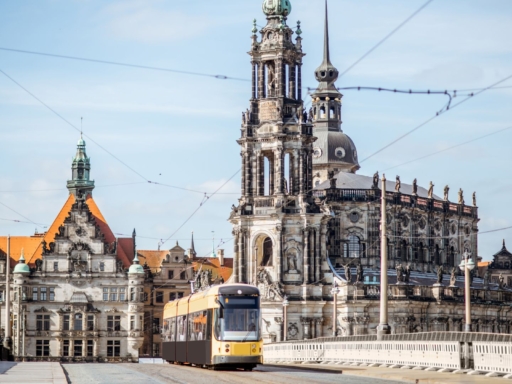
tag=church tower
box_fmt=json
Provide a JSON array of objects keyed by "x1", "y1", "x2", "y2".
[
  {"x1": 67, "y1": 135, "x2": 95, "y2": 197},
  {"x1": 230, "y1": 0, "x2": 332, "y2": 343},
  {"x1": 311, "y1": 2, "x2": 359, "y2": 186}
]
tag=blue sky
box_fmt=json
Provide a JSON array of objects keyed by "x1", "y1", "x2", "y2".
[{"x1": 1, "y1": 0, "x2": 511, "y2": 260}]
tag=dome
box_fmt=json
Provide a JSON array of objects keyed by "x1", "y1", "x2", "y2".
[
  {"x1": 128, "y1": 252, "x2": 145, "y2": 275},
  {"x1": 77, "y1": 136, "x2": 85, "y2": 146},
  {"x1": 313, "y1": 131, "x2": 360, "y2": 171},
  {"x1": 262, "y1": 0, "x2": 292, "y2": 17},
  {"x1": 13, "y1": 249, "x2": 30, "y2": 275}
]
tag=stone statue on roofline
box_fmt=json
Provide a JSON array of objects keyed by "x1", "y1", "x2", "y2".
[
  {"x1": 343, "y1": 263, "x2": 352, "y2": 284},
  {"x1": 395, "y1": 176, "x2": 401, "y2": 193},
  {"x1": 483, "y1": 270, "x2": 490, "y2": 290},
  {"x1": 412, "y1": 179, "x2": 418, "y2": 196},
  {"x1": 372, "y1": 172, "x2": 379, "y2": 189},
  {"x1": 498, "y1": 273, "x2": 505, "y2": 289},
  {"x1": 444, "y1": 185, "x2": 449, "y2": 201},
  {"x1": 428, "y1": 181, "x2": 434, "y2": 199},
  {"x1": 472, "y1": 192, "x2": 477, "y2": 207},
  {"x1": 458, "y1": 188, "x2": 464, "y2": 205},
  {"x1": 449, "y1": 267, "x2": 457, "y2": 287},
  {"x1": 355, "y1": 263, "x2": 364, "y2": 284},
  {"x1": 436, "y1": 265, "x2": 444, "y2": 285}
]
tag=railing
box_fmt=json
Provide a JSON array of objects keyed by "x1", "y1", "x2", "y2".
[{"x1": 264, "y1": 332, "x2": 512, "y2": 374}]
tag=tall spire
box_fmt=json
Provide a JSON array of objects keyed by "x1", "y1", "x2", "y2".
[
  {"x1": 323, "y1": 0, "x2": 331, "y2": 66},
  {"x1": 314, "y1": 0, "x2": 339, "y2": 92},
  {"x1": 67, "y1": 135, "x2": 95, "y2": 197},
  {"x1": 190, "y1": 232, "x2": 196, "y2": 256}
]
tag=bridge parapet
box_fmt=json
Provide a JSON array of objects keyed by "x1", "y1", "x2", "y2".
[{"x1": 264, "y1": 332, "x2": 512, "y2": 375}]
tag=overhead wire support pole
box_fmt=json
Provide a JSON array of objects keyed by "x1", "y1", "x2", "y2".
[{"x1": 377, "y1": 175, "x2": 390, "y2": 340}]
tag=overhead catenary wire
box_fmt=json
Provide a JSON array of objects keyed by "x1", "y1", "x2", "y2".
[
  {"x1": 382, "y1": 125, "x2": 512, "y2": 172},
  {"x1": 338, "y1": 0, "x2": 434, "y2": 79},
  {"x1": 0, "y1": 200, "x2": 45, "y2": 228},
  {"x1": 359, "y1": 73, "x2": 512, "y2": 164},
  {"x1": 0, "y1": 47, "x2": 249, "y2": 82}
]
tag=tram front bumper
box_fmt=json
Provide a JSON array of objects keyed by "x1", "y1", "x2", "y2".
[{"x1": 212, "y1": 355, "x2": 262, "y2": 365}]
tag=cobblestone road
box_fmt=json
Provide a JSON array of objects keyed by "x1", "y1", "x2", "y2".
[{"x1": 63, "y1": 363, "x2": 405, "y2": 384}]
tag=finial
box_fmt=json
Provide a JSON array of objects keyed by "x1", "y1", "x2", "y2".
[
  {"x1": 20, "y1": 248, "x2": 25, "y2": 262},
  {"x1": 503, "y1": 239, "x2": 506, "y2": 247},
  {"x1": 80, "y1": 117, "x2": 83, "y2": 137},
  {"x1": 279, "y1": 15, "x2": 286, "y2": 31},
  {"x1": 296, "y1": 20, "x2": 302, "y2": 36},
  {"x1": 252, "y1": 19, "x2": 258, "y2": 35}
]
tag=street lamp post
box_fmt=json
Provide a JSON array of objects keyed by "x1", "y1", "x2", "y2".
[
  {"x1": 459, "y1": 250, "x2": 475, "y2": 332},
  {"x1": 377, "y1": 175, "x2": 390, "y2": 339},
  {"x1": 282, "y1": 296, "x2": 289, "y2": 341}
]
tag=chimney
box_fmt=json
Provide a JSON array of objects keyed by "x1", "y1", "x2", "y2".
[{"x1": 217, "y1": 249, "x2": 224, "y2": 267}]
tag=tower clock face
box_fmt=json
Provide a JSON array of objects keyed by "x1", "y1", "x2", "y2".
[{"x1": 313, "y1": 147, "x2": 322, "y2": 158}]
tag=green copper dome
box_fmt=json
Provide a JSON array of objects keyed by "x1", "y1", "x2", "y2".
[
  {"x1": 262, "y1": 0, "x2": 292, "y2": 17},
  {"x1": 13, "y1": 249, "x2": 30, "y2": 275},
  {"x1": 128, "y1": 250, "x2": 144, "y2": 275}
]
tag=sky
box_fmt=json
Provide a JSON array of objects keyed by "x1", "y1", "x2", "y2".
[{"x1": 0, "y1": 0, "x2": 511, "y2": 260}]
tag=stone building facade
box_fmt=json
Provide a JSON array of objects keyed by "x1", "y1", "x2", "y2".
[
  {"x1": 229, "y1": 0, "x2": 512, "y2": 343},
  {"x1": 0, "y1": 137, "x2": 144, "y2": 361}
]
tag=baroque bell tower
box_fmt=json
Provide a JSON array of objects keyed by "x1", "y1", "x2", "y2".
[{"x1": 230, "y1": 0, "x2": 333, "y2": 343}]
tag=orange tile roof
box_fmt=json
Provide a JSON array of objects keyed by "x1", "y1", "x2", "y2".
[
  {"x1": 478, "y1": 261, "x2": 491, "y2": 267},
  {"x1": 192, "y1": 257, "x2": 233, "y2": 282},
  {"x1": 1, "y1": 194, "x2": 132, "y2": 268},
  {"x1": 137, "y1": 250, "x2": 167, "y2": 270},
  {"x1": 0, "y1": 236, "x2": 43, "y2": 268}
]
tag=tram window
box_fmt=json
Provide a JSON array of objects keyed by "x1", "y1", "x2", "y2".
[
  {"x1": 177, "y1": 315, "x2": 187, "y2": 342},
  {"x1": 188, "y1": 310, "x2": 209, "y2": 341},
  {"x1": 214, "y1": 307, "x2": 260, "y2": 341}
]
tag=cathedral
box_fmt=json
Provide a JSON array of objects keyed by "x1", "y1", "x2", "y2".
[{"x1": 229, "y1": 0, "x2": 512, "y2": 342}]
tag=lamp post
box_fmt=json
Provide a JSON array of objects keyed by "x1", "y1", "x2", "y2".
[
  {"x1": 459, "y1": 250, "x2": 475, "y2": 332},
  {"x1": 377, "y1": 175, "x2": 390, "y2": 339},
  {"x1": 282, "y1": 296, "x2": 289, "y2": 341},
  {"x1": 330, "y1": 284, "x2": 339, "y2": 336}
]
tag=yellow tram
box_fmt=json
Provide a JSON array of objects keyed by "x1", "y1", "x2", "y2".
[{"x1": 162, "y1": 284, "x2": 263, "y2": 370}]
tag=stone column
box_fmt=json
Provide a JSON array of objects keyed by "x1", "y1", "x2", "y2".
[
  {"x1": 331, "y1": 285, "x2": 339, "y2": 336},
  {"x1": 238, "y1": 231, "x2": 244, "y2": 283},
  {"x1": 307, "y1": 150, "x2": 313, "y2": 196},
  {"x1": 282, "y1": 297, "x2": 289, "y2": 341},
  {"x1": 274, "y1": 148, "x2": 284, "y2": 195},
  {"x1": 251, "y1": 61, "x2": 257, "y2": 100},
  {"x1": 258, "y1": 62, "x2": 265, "y2": 99},
  {"x1": 299, "y1": 150, "x2": 304, "y2": 195},
  {"x1": 276, "y1": 58, "x2": 283, "y2": 97},
  {"x1": 276, "y1": 226, "x2": 283, "y2": 282},
  {"x1": 241, "y1": 152, "x2": 246, "y2": 196},
  {"x1": 297, "y1": 64, "x2": 302, "y2": 101},
  {"x1": 320, "y1": 225, "x2": 328, "y2": 280},
  {"x1": 289, "y1": 64, "x2": 296, "y2": 99},
  {"x1": 292, "y1": 150, "x2": 299, "y2": 195},
  {"x1": 258, "y1": 155, "x2": 264, "y2": 196},
  {"x1": 314, "y1": 228, "x2": 321, "y2": 283},
  {"x1": 252, "y1": 151, "x2": 259, "y2": 197},
  {"x1": 232, "y1": 230, "x2": 239, "y2": 282},
  {"x1": 303, "y1": 228, "x2": 309, "y2": 284},
  {"x1": 269, "y1": 157, "x2": 275, "y2": 195}
]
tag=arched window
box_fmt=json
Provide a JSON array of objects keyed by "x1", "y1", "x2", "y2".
[
  {"x1": 261, "y1": 237, "x2": 273, "y2": 266},
  {"x1": 320, "y1": 106, "x2": 326, "y2": 118},
  {"x1": 344, "y1": 235, "x2": 361, "y2": 258},
  {"x1": 329, "y1": 107, "x2": 335, "y2": 118},
  {"x1": 74, "y1": 313, "x2": 83, "y2": 331}
]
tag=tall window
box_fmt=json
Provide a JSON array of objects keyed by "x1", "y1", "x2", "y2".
[
  {"x1": 40, "y1": 287, "x2": 47, "y2": 301},
  {"x1": 156, "y1": 291, "x2": 163, "y2": 303},
  {"x1": 87, "y1": 340, "x2": 94, "y2": 357},
  {"x1": 168, "y1": 270, "x2": 174, "y2": 279},
  {"x1": 99, "y1": 262, "x2": 105, "y2": 272},
  {"x1": 63, "y1": 340, "x2": 70, "y2": 356},
  {"x1": 32, "y1": 287, "x2": 38, "y2": 301},
  {"x1": 53, "y1": 262, "x2": 58, "y2": 272},
  {"x1": 107, "y1": 340, "x2": 121, "y2": 357},
  {"x1": 344, "y1": 235, "x2": 361, "y2": 258},
  {"x1": 180, "y1": 271, "x2": 186, "y2": 280},
  {"x1": 153, "y1": 318, "x2": 160, "y2": 334},
  {"x1": 130, "y1": 288, "x2": 135, "y2": 301},
  {"x1": 177, "y1": 292, "x2": 184, "y2": 299},
  {"x1": 169, "y1": 292, "x2": 176, "y2": 301},
  {"x1": 103, "y1": 288, "x2": 109, "y2": 301},
  {"x1": 36, "y1": 315, "x2": 50, "y2": 331},
  {"x1": 107, "y1": 315, "x2": 121, "y2": 331},
  {"x1": 74, "y1": 314, "x2": 83, "y2": 331},
  {"x1": 110, "y1": 288, "x2": 117, "y2": 301},
  {"x1": 49, "y1": 288, "x2": 55, "y2": 301},
  {"x1": 87, "y1": 315, "x2": 94, "y2": 331},
  {"x1": 119, "y1": 288, "x2": 126, "y2": 301},
  {"x1": 63, "y1": 315, "x2": 70, "y2": 331},
  {"x1": 36, "y1": 340, "x2": 50, "y2": 357},
  {"x1": 74, "y1": 340, "x2": 83, "y2": 357},
  {"x1": 130, "y1": 315, "x2": 135, "y2": 331}
]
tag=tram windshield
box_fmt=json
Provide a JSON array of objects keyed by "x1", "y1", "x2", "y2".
[{"x1": 214, "y1": 297, "x2": 261, "y2": 341}]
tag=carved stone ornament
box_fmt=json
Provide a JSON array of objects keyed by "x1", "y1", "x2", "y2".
[
  {"x1": 419, "y1": 217, "x2": 427, "y2": 230},
  {"x1": 287, "y1": 323, "x2": 299, "y2": 339},
  {"x1": 257, "y1": 268, "x2": 284, "y2": 301},
  {"x1": 75, "y1": 226, "x2": 85, "y2": 237},
  {"x1": 68, "y1": 241, "x2": 92, "y2": 255}
]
